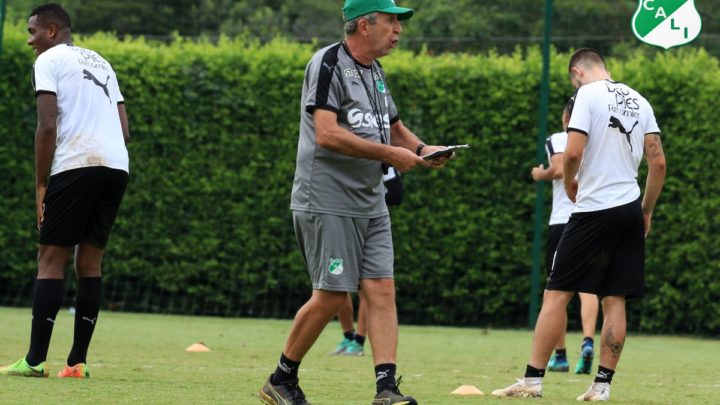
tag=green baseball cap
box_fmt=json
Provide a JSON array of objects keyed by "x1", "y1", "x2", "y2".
[{"x1": 343, "y1": 0, "x2": 414, "y2": 22}]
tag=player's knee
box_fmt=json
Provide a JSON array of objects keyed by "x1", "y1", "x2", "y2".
[
  {"x1": 310, "y1": 290, "x2": 348, "y2": 311},
  {"x1": 74, "y1": 256, "x2": 102, "y2": 277},
  {"x1": 363, "y1": 283, "x2": 396, "y2": 308},
  {"x1": 37, "y1": 246, "x2": 72, "y2": 278},
  {"x1": 75, "y1": 264, "x2": 102, "y2": 278},
  {"x1": 542, "y1": 290, "x2": 573, "y2": 307},
  {"x1": 601, "y1": 296, "x2": 626, "y2": 312}
]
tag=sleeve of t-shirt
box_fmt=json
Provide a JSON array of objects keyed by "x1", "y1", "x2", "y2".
[
  {"x1": 544, "y1": 136, "x2": 553, "y2": 160},
  {"x1": 547, "y1": 133, "x2": 566, "y2": 155},
  {"x1": 110, "y1": 71, "x2": 124, "y2": 104},
  {"x1": 32, "y1": 53, "x2": 57, "y2": 96},
  {"x1": 304, "y1": 54, "x2": 342, "y2": 115},
  {"x1": 386, "y1": 84, "x2": 399, "y2": 125},
  {"x1": 567, "y1": 87, "x2": 591, "y2": 136},
  {"x1": 642, "y1": 99, "x2": 661, "y2": 135}
]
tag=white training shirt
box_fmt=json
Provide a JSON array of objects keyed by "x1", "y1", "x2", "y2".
[
  {"x1": 567, "y1": 80, "x2": 660, "y2": 212},
  {"x1": 32, "y1": 44, "x2": 129, "y2": 176},
  {"x1": 544, "y1": 131, "x2": 573, "y2": 225}
]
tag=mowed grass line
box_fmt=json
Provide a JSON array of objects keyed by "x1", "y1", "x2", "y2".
[{"x1": 0, "y1": 306, "x2": 717, "y2": 404}]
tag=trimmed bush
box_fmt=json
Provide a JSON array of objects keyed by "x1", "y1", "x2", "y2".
[{"x1": 1, "y1": 22, "x2": 718, "y2": 335}]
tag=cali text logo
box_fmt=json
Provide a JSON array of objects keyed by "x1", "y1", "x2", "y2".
[
  {"x1": 328, "y1": 258, "x2": 344, "y2": 275},
  {"x1": 632, "y1": 0, "x2": 701, "y2": 50}
]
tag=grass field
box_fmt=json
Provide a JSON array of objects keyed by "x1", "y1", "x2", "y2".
[{"x1": 0, "y1": 306, "x2": 717, "y2": 404}]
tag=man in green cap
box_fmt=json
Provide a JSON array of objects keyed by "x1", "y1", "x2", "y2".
[
  {"x1": 343, "y1": 0, "x2": 414, "y2": 22},
  {"x1": 259, "y1": 1, "x2": 452, "y2": 404}
]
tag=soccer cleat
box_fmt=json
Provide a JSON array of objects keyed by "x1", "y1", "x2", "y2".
[
  {"x1": 372, "y1": 376, "x2": 417, "y2": 405},
  {"x1": 341, "y1": 340, "x2": 364, "y2": 356},
  {"x1": 259, "y1": 375, "x2": 311, "y2": 405},
  {"x1": 58, "y1": 363, "x2": 89, "y2": 378},
  {"x1": 330, "y1": 337, "x2": 353, "y2": 355},
  {"x1": 547, "y1": 354, "x2": 569, "y2": 372},
  {"x1": 491, "y1": 378, "x2": 543, "y2": 398},
  {"x1": 0, "y1": 358, "x2": 49, "y2": 377},
  {"x1": 575, "y1": 345, "x2": 594, "y2": 374},
  {"x1": 576, "y1": 382, "x2": 610, "y2": 401}
]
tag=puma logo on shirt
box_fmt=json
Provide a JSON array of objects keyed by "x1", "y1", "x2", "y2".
[
  {"x1": 322, "y1": 62, "x2": 335, "y2": 73},
  {"x1": 608, "y1": 116, "x2": 639, "y2": 151},
  {"x1": 82, "y1": 69, "x2": 111, "y2": 103}
]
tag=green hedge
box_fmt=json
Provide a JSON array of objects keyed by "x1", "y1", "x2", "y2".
[{"x1": 1, "y1": 23, "x2": 718, "y2": 335}]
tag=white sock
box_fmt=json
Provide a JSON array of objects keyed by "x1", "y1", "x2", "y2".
[{"x1": 524, "y1": 377, "x2": 543, "y2": 386}]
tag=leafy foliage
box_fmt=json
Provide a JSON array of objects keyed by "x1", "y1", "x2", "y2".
[
  {"x1": 4, "y1": 0, "x2": 720, "y2": 56},
  {"x1": 1, "y1": 22, "x2": 718, "y2": 335}
]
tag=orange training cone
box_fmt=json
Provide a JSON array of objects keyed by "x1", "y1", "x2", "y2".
[
  {"x1": 451, "y1": 385, "x2": 484, "y2": 395},
  {"x1": 186, "y1": 342, "x2": 211, "y2": 352}
]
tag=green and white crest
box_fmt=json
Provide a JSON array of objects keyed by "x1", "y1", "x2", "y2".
[
  {"x1": 632, "y1": 0, "x2": 701, "y2": 50},
  {"x1": 376, "y1": 79, "x2": 386, "y2": 93},
  {"x1": 328, "y1": 258, "x2": 344, "y2": 275}
]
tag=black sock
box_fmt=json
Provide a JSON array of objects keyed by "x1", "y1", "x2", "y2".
[
  {"x1": 343, "y1": 329, "x2": 355, "y2": 340},
  {"x1": 524, "y1": 364, "x2": 546, "y2": 378},
  {"x1": 582, "y1": 337, "x2": 594, "y2": 348},
  {"x1": 375, "y1": 363, "x2": 397, "y2": 393},
  {"x1": 594, "y1": 365, "x2": 615, "y2": 384},
  {"x1": 271, "y1": 353, "x2": 301, "y2": 385},
  {"x1": 354, "y1": 334, "x2": 365, "y2": 346},
  {"x1": 67, "y1": 277, "x2": 102, "y2": 366},
  {"x1": 26, "y1": 279, "x2": 65, "y2": 366},
  {"x1": 555, "y1": 348, "x2": 567, "y2": 359}
]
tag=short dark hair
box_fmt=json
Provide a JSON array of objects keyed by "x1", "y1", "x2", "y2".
[
  {"x1": 568, "y1": 48, "x2": 605, "y2": 74},
  {"x1": 30, "y1": 3, "x2": 72, "y2": 30}
]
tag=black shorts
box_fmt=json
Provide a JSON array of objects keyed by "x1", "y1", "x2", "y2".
[
  {"x1": 546, "y1": 198, "x2": 644, "y2": 298},
  {"x1": 40, "y1": 166, "x2": 128, "y2": 248},
  {"x1": 545, "y1": 224, "x2": 565, "y2": 276}
]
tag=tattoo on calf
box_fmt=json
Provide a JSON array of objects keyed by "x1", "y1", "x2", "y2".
[{"x1": 604, "y1": 327, "x2": 624, "y2": 358}]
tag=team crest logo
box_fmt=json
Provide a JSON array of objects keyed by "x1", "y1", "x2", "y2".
[
  {"x1": 376, "y1": 79, "x2": 386, "y2": 93},
  {"x1": 632, "y1": 0, "x2": 701, "y2": 50},
  {"x1": 328, "y1": 258, "x2": 344, "y2": 275}
]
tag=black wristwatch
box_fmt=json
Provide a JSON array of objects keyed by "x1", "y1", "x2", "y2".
[{"x1": 415, "y1": 143, "x2": 426, "y2": 156}]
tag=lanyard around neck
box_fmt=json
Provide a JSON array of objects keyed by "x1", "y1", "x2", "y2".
[{"x1": 343, "y1": 42, "x2": 388, "y2": 145}]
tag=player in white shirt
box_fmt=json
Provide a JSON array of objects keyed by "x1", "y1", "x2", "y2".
[
  {"x1": 531, "y1": 101, "x2": 598, "y2": 375},
  {"x1": 0, "y1": 4, "x2": 129, "y2": 380},
  {"x1": 494, "y1": 48, "x2": 666, "y2": 401}
]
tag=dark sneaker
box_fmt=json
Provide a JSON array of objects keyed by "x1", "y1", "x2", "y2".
[
  {"x1": 330, "y1": 337, "x2": 353, "y2": 355},
  {"x1": 340, "y1": 340, "x2": 364, "y2": 356},
  {"x1": 372, "y1": 377, "x2": 417, "y2": 405},
  {"x1": 259, "y1": 375, "x2": 310, "y2": 405},
  {"x1": 574, "y1": 345, "x2": 594, "y2": 375},
  {"x1": 547, "y1": 354, "x2": 569, "y2": 372}
]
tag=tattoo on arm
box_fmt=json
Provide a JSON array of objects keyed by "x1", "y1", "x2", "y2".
[
  {"x1": 645, "y1": 134, "x2": 664, "y2": 159},
  {"x1": 604, "y1": 326, "x2": 624, "y2": 358}
]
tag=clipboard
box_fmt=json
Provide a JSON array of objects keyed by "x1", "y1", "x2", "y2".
[{"x1": 421, "y1": 144, "x2": 470, "y2": 160}]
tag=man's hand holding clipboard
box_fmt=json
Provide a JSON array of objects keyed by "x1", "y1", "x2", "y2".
[{"x1": 421, "y1": 144, "x2": 471, "y2": 161}]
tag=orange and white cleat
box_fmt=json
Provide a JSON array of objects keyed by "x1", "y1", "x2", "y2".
[{"x1": 57, "y1": 363, "x2": 89, "y2": 378}]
